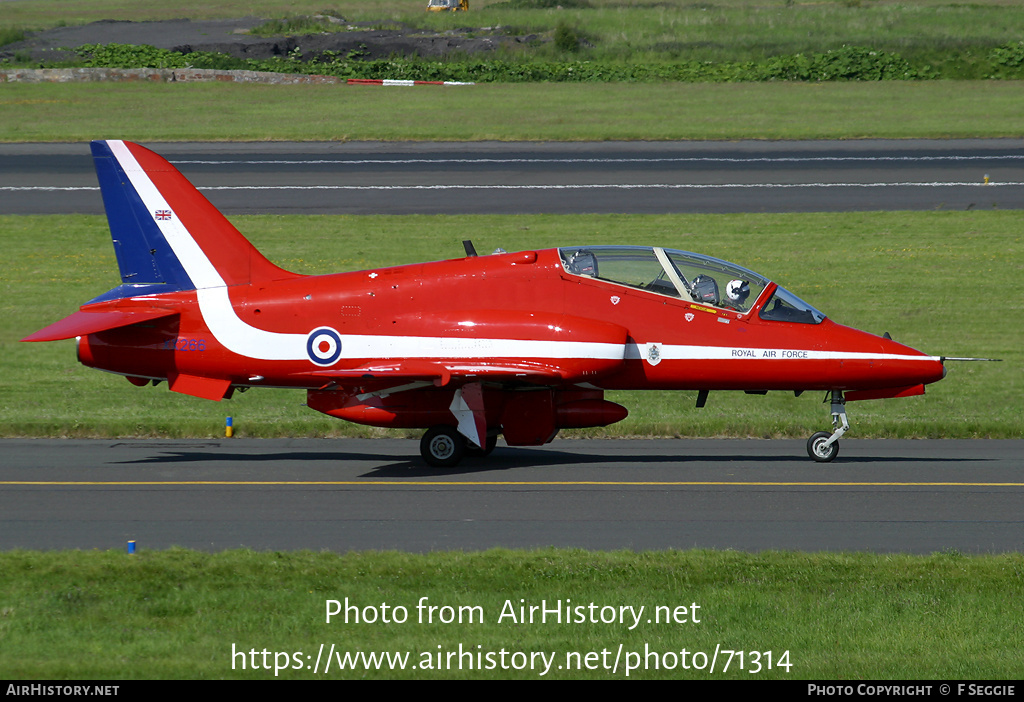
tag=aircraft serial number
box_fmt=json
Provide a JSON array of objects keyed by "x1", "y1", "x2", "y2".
[{"x1": 164, "y1": 337, "x2": 207, "y2": 352}]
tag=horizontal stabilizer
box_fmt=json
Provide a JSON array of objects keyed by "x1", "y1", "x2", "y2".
[{"x1": 22, "y1": 307, "x2": 178, "y2": 342}]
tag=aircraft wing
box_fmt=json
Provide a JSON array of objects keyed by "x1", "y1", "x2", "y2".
[{"x1": 304, "y1": 358, "x2": 570, "y2": 388}]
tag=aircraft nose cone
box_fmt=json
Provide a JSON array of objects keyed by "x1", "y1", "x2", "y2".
[{"x1": 879, "y1": 336, "x2": 945, "y2": 386}]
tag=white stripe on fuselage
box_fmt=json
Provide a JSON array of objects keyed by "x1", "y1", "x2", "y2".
[
  {"x1": 108, "y1": 140, "x2": 941, "y2": 368},
  {"x1": 624, "y1": 343, "x2": 939, "y2": 364}
]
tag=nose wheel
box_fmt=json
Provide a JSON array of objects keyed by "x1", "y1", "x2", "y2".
[
  {"x1": 807, "y1": 391, "x2": 848, "y2": 463},
  {"x1": 807, "y1": 431, "x2": 839, "y2": 462}
]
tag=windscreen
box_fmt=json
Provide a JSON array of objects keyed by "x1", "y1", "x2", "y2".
[{"x1": 758, "y1": 286, "x2": 826, "y2": 324}]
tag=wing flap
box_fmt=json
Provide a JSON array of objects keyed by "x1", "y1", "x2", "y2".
[{"x1": 168, "y1": 372, "x2": 232, "y2": 401}]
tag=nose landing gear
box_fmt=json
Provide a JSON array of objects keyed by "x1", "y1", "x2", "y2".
[{"x1": 807, "y1": 390, "x2": 848, "y2": 463}]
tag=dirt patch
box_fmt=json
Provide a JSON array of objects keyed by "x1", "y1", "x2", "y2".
[{"x1": 1, "y1": 17, "x2": 539, "y2": 64}]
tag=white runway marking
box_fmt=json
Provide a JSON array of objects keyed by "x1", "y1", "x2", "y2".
[
  {"x1": 169, "y1": 155, "x2": 1024, "y2": 166},
  {"x1": 6, "y1": 181, "x2": 1023, "y2": 192}
]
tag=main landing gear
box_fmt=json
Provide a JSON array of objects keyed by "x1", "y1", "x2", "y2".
[
  {"x1": 806, "y1": 390, "x2": 849, "y2": 463},
  {"x1": 420, "y1": 425, "x2": 497, "y2": 467},
  {"x1": 421, "y1": 425, "x2": 463, "y2": 467}
]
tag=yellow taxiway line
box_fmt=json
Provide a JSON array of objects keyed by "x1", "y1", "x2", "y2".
[{"x1": 3, "y1": 481, "x2": 1024, "y2": 487}]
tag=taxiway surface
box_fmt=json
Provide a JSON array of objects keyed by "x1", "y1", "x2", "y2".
[
  {"x1": 3, "y1": 139, "x2": 1024, "y2": 215},
  {"x1": 3, "y1": 438, "x2": 1022, "y2": 553}
]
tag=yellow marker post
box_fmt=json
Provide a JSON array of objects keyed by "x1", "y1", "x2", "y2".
[{"x1": 225, "y1": 416, "x2": 233, "y2": 438}]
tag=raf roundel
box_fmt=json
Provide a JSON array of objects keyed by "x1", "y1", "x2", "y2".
[{"x1": 306, "y1": 327, "x2": 343, "y2": 366}]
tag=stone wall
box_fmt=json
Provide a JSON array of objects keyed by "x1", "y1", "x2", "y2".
[{"x1": 0, "y1": 67, "x2": 343, "y2": 85}]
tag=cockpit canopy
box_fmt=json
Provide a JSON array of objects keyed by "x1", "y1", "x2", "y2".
[{"x1": 559, "y1": 246, "x2": 825, "y2": 324}]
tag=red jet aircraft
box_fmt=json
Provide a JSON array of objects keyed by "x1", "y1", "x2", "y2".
[{"x1": 25, "y1": 140, "x2": 955, "y2": 466}]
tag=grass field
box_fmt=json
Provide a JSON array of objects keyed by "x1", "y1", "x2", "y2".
[
  {"x1": 3, "y1": 80, "x2": 1024, "y2": 142},
  {"x1": 5, "y1": 1, "x2": 1024, "y2": 142},
  {"x1": 2, "y1": 548, "x2": 1022, "y2": 679},
  {"x1": 3, "y1": 211, "x2": 1019, "y2": 441}
]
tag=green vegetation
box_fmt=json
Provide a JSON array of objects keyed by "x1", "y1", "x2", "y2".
[
  {"x1": 6, "y1": 1, "x2": 1024, "y2": 82},
  {"x1": 5, "y1": 1, "x2": 1024, "y2": 64},
  {"x1": 2, "y1": 548, "x2": 1022, "y2": 679},
  {"x1": 68, "y1": 41, "x2": 985, "y2": 82},
  {"x1": 248, "y1": 15, "x2": 347, "y2": 38},
  {"x1": 3, "y1": 211, "x2": 1018, "y2": 440},
  {"x1": 5, "y1": 2, "x2": 1024, "y2": 139},
  {"x1": 0, "y1": 27, "x2": 26, "y2": 47}
]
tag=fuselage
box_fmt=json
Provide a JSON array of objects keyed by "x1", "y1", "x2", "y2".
[
  {"x1": 21, "y1": 139, "x2": 957, "y2": 463},
  {"x1": 75, "y1": 246, "x2": 945, "y2": 396}
]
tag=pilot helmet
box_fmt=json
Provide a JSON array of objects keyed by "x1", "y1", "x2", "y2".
[
  {"x1": 689, "y1": 274, "x2": 719, "y2": 305},
  {"x1": 726, "y1": 279, "x2": 751, "y2": 306}
]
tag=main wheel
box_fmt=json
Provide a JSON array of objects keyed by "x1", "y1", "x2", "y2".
[
  {"x1": 807, "y1": 431, "x2": 839, "y2": 463},
  {"x1": 465, "y1": 434, "x2": 498, "y2": 458},
  {"x1": 421, "y1": 425, "x2": 465, "y2": 467}
]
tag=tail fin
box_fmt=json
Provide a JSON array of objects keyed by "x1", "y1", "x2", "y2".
[
  {"x1": 90, "y1": 140, "x2": 296, "y2": 299},
  {"x1": 22, "y1": 141, "x2": 300, "y2": 342}
]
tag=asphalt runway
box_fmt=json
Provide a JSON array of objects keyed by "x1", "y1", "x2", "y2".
[
  {"x1": 2, "y1": 438, "x2": 1022, "y2": 554},
  {"x1": 3, "y1": 138, "x2": 1024, "y2": 215}
]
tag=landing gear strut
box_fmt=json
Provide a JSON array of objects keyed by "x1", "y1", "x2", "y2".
[{"x1": 807, "y1": 390, "x2": 848, "y2": 463}]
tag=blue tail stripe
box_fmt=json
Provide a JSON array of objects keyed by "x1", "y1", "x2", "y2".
[{"x1": 91, "y1": 141, "x2": 194, "y2": 292}]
